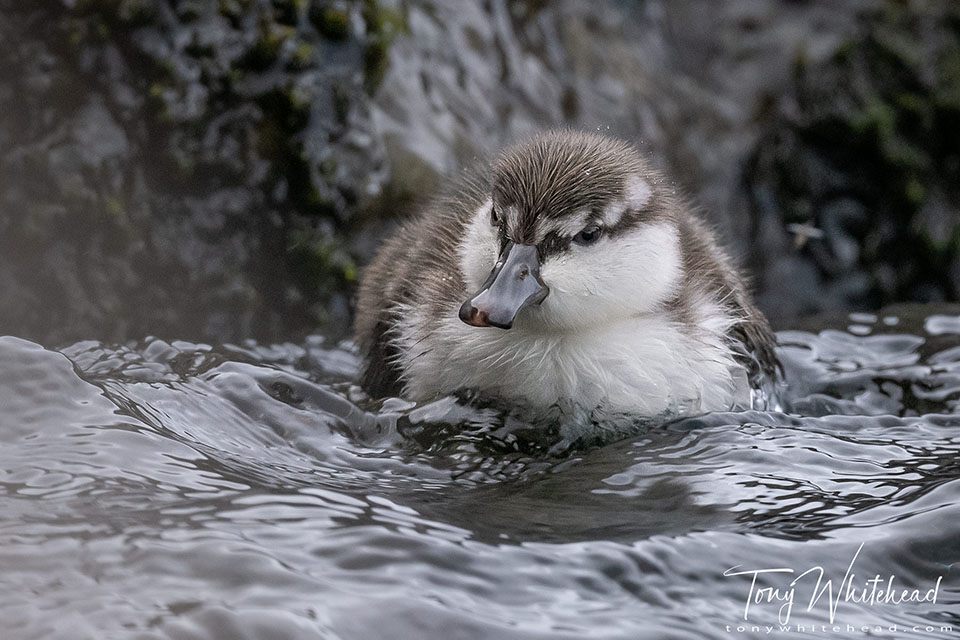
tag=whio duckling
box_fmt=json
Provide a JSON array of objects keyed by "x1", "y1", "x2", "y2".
[{"x1": 354, "y1": 130, "x2": 779, "y2": 419}]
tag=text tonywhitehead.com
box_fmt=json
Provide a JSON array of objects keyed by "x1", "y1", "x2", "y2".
[{"x1": 723, "y1": 624, "x2": 953, "y2": 635}]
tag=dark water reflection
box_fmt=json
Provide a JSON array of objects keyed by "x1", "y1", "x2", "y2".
[{"x1": 2, "y1": 306, "x2": 960, "y2": 639}]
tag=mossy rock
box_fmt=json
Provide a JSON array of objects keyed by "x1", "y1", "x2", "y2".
[
  {"x1": 749, "y1": 0, "x2": 960, "y2": 311},
  {"x1": 360, "y1": 0, "x2": 406, "y2": 94}
]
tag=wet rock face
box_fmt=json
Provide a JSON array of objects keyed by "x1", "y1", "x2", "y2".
[
  {"x1": 747, "y1": 1, "x2": 960, "y2": 322},
  {"x1": 372, "y1": 0, "x2": 858, "y2": 239},
  {"x1": 0, "y1": 0, "x2": 956, "y2": 344},
  {"x1": 0, "y1": 0, "x2": 387, "y2": 345}
]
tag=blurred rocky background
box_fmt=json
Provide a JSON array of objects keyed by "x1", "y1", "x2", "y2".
[{"x1": 1, "y1": 0, "x2": 959, "y2": 346}]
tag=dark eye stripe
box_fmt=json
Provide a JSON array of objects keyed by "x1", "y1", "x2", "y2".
[
  {"x1": 537, "y1": 231, "x2": 572, "y2": 259},
  {"x1": 498, "y1": 232, "x2": 511, "y2": 254}
]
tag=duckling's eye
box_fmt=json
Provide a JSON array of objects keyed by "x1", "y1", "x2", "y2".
[
  {"x1": 490, "y1": 207, "x2": 501, "y2": 227},
  {"x1": 573, "y1": 225, "x2": 603, "y2": 245}
]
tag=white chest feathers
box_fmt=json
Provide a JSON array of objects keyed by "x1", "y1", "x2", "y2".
[{"x1": 392, "y1": 305, "x2": 748, "y2": 419}]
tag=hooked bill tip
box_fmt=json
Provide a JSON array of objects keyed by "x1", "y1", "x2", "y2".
[{"x1": 458, "y1": 301, "x2": 512, "y2": 329}]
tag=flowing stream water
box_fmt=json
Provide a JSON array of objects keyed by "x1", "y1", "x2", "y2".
[{"x1": 2, "y1": 305, "x2": 959, "y2": 639}]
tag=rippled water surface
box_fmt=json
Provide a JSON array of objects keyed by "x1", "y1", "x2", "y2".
[{"x1": 3, "y1": 306, "x2": 960, "y2": 639}]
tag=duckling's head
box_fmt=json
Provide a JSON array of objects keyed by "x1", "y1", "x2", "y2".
[{"x1": 458, "y1": 130, "x2": 682, "y2": 331}]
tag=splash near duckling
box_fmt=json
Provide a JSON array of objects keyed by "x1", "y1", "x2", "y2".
[{"x1": 355, "y1": 130, "x2": 780, "y2": 419}]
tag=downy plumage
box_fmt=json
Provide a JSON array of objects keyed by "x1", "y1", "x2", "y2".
[{"x1": 355, "y1": 130, "x2": 779, "y2": 419}]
